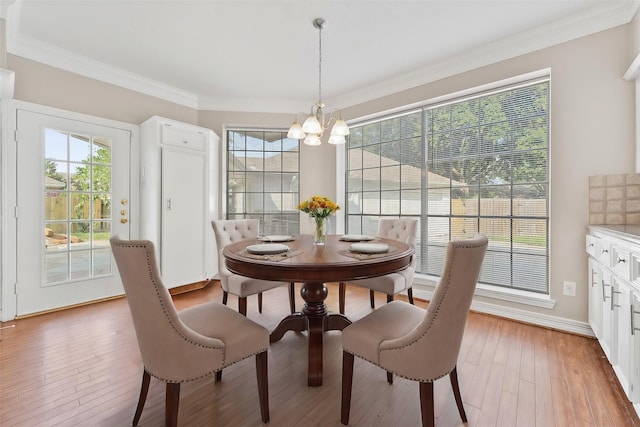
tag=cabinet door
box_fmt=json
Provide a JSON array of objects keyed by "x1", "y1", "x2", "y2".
[
  {"x1": 601, "y1": 268, "x2": 615, "y2": 361},
  {"x1": 160, "y1": 146, "x2": 207, "y2": 287},
  {"x1": 632, "y1": 293, "x2": 640, "y2": 402},
  {"x1": 613, "y1": 278, "x2": 632, "y2": 398},
  {"x1": 589, "y1": 258, "x2": 603, "y2": 338}
]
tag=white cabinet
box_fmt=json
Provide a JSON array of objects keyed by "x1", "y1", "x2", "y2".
[
  {"x1": 140, "y1": 116, "x2": 219, "y2": 288},
  {"x1": 587, "y1": 225, "x2": 640, "y2": 416}
]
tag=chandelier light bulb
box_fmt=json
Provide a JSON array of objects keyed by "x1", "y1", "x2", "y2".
[
  {"x1": 303, "y1": 134, "x2": 322, "y2": 146},
  {"x1": 287, "y1": 122, "x2": 306, "y2": 139},
  {"x1": 302, "y1": 115, "x2": 322, "y2": 134},
  {"x1": 330, "y1": 119, "x2": 350, "y2": 136},
  {"x1": 328, "y1": 134, "x2": 346, "y2": 145}
]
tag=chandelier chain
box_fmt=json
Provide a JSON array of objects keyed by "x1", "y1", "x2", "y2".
[{"x1": 318, "y1": 22, "x2": 322, "y2": 105}]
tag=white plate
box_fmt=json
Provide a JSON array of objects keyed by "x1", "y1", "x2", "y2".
[
  {"x1": 349, "y1": 243, "x2": 390, "y2": 254},
  {"x1": 340, "y1": 234, "x2": 375, "y2": 242},
  {"x1": 246, "y1": 243, "x2": 290, "y2": 255},
  {"x1": 259, "y1": 235, "x2": 294, "y2": 242}
]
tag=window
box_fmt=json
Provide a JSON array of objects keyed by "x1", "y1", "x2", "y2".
[
  {"x1": 44, "y1": 130, "x2": 113, "y2": 284},
  {"x1": 345, "y1": 76, "x2": 550, "y2": 293},
  {"x1": 226, "y1": 130, "x2": 300, "y2": 235}
]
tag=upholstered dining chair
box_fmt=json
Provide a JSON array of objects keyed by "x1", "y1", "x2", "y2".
[
  {"x1": 338, "y1": 217, "x2": 418, "y2": 314},
  {"x1": 340, "y1": 234, "x2": 488, "y2": 427},
  {"x1": 110, "y1": 236, "x2": 270, "y2": 427},
  {"x1": 212, "y1": 219, "x2": 296, "y2": 316}
]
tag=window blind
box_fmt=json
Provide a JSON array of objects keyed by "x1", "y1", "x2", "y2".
[{"x1": 346, "y1": 76, "x2": 550, "y2": 293}]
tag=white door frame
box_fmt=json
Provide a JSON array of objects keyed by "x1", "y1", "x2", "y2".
[{"x1": 1, "y1": 99, "x2": 139, "y2": 321}]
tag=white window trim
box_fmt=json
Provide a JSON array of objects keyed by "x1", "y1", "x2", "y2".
[{"x1": 337, "y1": 69, "x2": 553, "y2": 307}]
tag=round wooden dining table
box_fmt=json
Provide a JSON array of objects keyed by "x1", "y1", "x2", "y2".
[{"x1": 222, "y1": 234, "x2": 414, "y2": 386}]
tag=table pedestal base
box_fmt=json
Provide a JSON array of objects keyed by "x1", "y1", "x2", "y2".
[{"x1": 269, "y1": 282, "x2": 351, "y2": 386}]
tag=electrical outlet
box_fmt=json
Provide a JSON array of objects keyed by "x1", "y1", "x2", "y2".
[{"x1": 563, "y1": 280, "x2": 576, "y2": 297}]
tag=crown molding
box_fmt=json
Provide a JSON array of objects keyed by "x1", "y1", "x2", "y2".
[
  {"x1": 331, "y1": 1, "x2": 640, "y2": 110},
  {"x1": 6, "y1": 1, "x2": 640, "y2": 113},
  {"x1": 8, "y1": 35, "x2": 200, "y2": 108}
]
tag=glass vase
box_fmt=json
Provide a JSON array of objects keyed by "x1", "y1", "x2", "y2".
[{"x1": 312, "y1": 217, "x2": 327, "y2": 245}]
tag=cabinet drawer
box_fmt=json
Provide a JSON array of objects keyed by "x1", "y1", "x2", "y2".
[
  {"x1": 161, "y1": 124, "x2": 206, "y2": 151},
  {"x1": 612, "y1": 246, "x2": 631, "y2": 281},
  {"x1": 597, "y1": 240, "x2": 612, "y2": 266},
  {"x1": 586, "y1": 235, "x2": 598, "y2": 257}
]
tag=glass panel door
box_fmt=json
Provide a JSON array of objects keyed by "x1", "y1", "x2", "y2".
[{"x1": 16, "y1": 110, "x2": 132, "y2": 316}]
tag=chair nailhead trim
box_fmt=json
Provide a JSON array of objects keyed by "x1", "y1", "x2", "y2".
[
  {"x1": 113, "y1": 241, "x2": 271, "y2": 384},
  {"x1": 374, "y1": 238, "x2": 486, "y2": 382}
]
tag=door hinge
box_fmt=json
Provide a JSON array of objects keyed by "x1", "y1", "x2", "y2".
[
  {"x1": 14, "y1": 129, "x2": 18, "y2": 143},
  {"x1": 14, "y1": 206, "x2": 18, "y2": 218}
]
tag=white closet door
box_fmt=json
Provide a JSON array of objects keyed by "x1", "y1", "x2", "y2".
[{"x1": 160, "y1": 146, "x2": 207, "y2": 286}]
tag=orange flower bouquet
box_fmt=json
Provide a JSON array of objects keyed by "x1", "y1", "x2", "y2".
[{"x1": 298, "y1": 195, "x2": 339, "y2": 244}]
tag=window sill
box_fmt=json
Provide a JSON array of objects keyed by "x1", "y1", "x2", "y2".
[{"x1": 412, "y1": 274, "x2": 556, "y2": 310}]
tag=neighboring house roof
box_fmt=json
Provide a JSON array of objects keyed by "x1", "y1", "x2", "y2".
[
  {"x1": 45, "y1": 176, "x2": 66, "y2": 189},
  {"x1": 230, "y1": 146, "x2": 463, "y2": 188}
]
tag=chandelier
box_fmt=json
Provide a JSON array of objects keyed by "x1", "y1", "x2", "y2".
[{"x1": 287, "y1": 18, "x2": 350, "y2": 146}]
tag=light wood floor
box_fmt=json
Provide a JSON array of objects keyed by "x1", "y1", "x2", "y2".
[{"x1": 1, "y1": 282, "x2": 639, "y2": 426}]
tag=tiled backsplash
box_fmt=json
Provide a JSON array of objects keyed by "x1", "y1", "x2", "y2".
[{"x1": 589, "y1": 173, "x2": 640, "y2": 225}]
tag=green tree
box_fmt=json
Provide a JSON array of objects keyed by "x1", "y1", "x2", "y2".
[
  {"x1": 44, "y1": 159, "x2": 67, "y2": 185},
  {"x1": 71, "y1": 146, "x2": 112, "y2": 229}
]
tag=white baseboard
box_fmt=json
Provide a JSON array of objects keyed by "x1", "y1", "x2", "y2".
[{"x1": 410, "y1": 286, "x2": 595, "y2": 338}]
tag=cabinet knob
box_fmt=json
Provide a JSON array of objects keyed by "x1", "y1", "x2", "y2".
[
  {"x1": 617, "y1": 257, "x2": 627, "y2": 264},
  {"x1": 120, "y1": 218, "x2": 128, "y2": 224}
]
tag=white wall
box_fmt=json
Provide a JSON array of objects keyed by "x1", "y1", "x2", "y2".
[{"x1": 341, "y1": 24, "x2": 635, "y2": 325}]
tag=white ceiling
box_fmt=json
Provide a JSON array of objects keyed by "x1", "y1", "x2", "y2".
[{"x1": 5, "y1": 0, "x2": 640, "y2": 113}]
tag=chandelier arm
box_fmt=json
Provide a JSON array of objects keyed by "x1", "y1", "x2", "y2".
[
  {"x1": 326, "y1": 109, "x2": 343, "y2": 122},
  {"x1": 293, "y1": 112, "x2": 308, "y2": 122}
]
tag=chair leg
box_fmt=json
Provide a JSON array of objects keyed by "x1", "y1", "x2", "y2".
[
  {"x1": 407, "y1": 287, "x2": 415, "y2": 305},
  {"x1": 419, "y1": 381, "x2": 435, "y2": 427},
  {"x1": 165, "y1": 382, "x2": 180, "y2": 427},
  {"x1": 387, "y1": 294, "x2": 394, "y2": 303},
  {"x1": 239, "y1": 297, "x2": 247, "y2": 316},
  {"x1": 215, "y1": 370, "x2": 222, "y2": 382},
  {"x1": 387, "y1": 371, "x2": 394, "y2": 384},
  {"x1": 449, "y1": 366, "x2": 467, "y2": 422},
  {"x1": 369, "y1": 290, "x2": 376, "y2": 309},
  {"x1": 339, "y1": 282, "x2": 346, "y2": 314},
  {"x1": 258, "y1": 292, "x2": 263, "y2": 313},
  {"x1": 256, "y1": 351, "x2": 270, "y2": 423},
  {"x1": 222, "y1": 290, "x2": 228, "y2": 305},
  {"x1": 341, "y1": 351, "x2": 355, "y2": 425},
  {"x1": 289, "y1": 282, "x2": 296, "y2": 313},
  {"x1": 132, "y1": 370, "x2": 150, "y2": 426}
]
